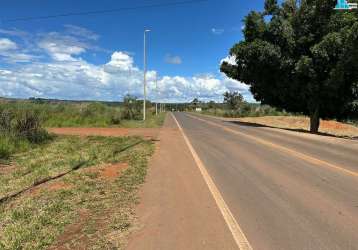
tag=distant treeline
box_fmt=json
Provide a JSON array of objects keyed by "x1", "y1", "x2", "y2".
[{"x1": 165, "y1": 102, "x2": 291, "y2": 117}]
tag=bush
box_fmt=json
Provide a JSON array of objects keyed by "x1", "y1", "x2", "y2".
[
  {"x1": 82, "y1": 102, "x2": 107, "y2": 118},
  {"x1": 0, "y1": 109, "x2": 51, "y2": 160},
  {"x1": 110, "y1": 112, "x2": 122, "y2": 125},
  {"x1": 14, "y1": 111, "x2": 52, "y2": 143}
]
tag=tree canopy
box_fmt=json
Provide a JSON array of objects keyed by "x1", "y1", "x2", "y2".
[{"x1": 221, "y1": 0, "x2": 358, "y2": 132}]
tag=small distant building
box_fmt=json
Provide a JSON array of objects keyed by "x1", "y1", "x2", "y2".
[{"x1": 195, "y1": 107, "x2": 202, "y2": 112}]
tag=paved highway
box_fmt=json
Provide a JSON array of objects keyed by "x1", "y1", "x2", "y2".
[{"x1": 174, "y1": 112, "x2": 358, "y2": 250}]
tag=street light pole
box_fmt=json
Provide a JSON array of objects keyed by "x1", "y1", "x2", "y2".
[
  {"x1": 143, "y1": 29, "x2": 151, "y2": 121},
  {"x1": 155, "y1": 74, "x2": 158, "y2": 116}
]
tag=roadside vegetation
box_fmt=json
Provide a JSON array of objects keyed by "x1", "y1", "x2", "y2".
[
  {"x1": 0, "y1": 96, "x2": 164, "y2": 161},
  {"x1": 0, "y1": 96, "x2": 158, "y2": 249},
  {"x1": 0, "y1": 95, "x2": 165, "y2": 128},
  {"x1": 187, "y1": 92, "x2": 291, "y2": 118},
  {"x1": 0, "y1": 109, "x2": 52, "y2": 161},
  {"x1": 0, "y1": 135, "x2": 154, "y2": 249},
  {"x1": 187, "y1": 91, "x2": 358, "y2": 138}
]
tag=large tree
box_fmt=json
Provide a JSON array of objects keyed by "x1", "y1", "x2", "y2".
[{"x1": 221, "y1": 0, "x2": 358, "y2": 132}]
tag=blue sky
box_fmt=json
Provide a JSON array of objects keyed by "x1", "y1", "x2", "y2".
[{"x1": 0, "y1": 0, "x2": 266, "y2": 102}]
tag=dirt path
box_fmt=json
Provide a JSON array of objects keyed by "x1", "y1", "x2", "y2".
[
  {"x1": 48, "y1": 127, "x2": 160, "y2": 140},
  {"x1": 126, "y1": 114, "x2": 237, "y2": 249}
]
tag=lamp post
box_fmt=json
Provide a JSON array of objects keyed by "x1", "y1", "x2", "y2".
[
  {"x1": 155, "y1": 74, "x2": 158, "y2": 116},
  {"x1": 143, "y1": 29, "x2": 151, "y2": 121}
]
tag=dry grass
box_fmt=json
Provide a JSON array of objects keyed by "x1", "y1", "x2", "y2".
[{"x1": 237, "y1": 116, "x2": 358, "y2": 138}]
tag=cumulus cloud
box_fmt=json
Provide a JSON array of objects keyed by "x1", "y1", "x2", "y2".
[
  {"x1": 105, "y1": 51, "x2": 136, "y2": 71},
  {"x1": 165, "y1": 54, "x2": 182, "y2": 65},
  {"x1": 0, "y1": 26, "x2": 253, "y2": 102}
]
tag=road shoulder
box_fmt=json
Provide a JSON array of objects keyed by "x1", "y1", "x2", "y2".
[{"x1": 126, "y1": 113, "x2": 237, "y2": 250}]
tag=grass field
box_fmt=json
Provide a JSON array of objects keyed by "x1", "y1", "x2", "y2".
[
  {"x1": 0, "y1": 100, "x2": 166, "y2": 128},
  {"x1": 0, "y1": 135, "x2": 154, "y2": 249},
  {"x1": 0, "y1": 100, "x2": 165, "y2": 160}
]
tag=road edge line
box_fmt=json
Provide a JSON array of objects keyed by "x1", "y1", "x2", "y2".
[{"x1": 171, "y1": 113, "x2": 253, "y2": 250}]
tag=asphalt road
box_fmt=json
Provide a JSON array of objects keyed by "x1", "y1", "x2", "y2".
[{"x1": 174, "y1": 112, "x2": 358, "y2": 250}]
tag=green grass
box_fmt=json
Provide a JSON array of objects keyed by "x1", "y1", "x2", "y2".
[
  {"x1": 0, "y1": 100, "x2": 166, "y2": 128},
  {"x1": 120, "y1": 112, "x2": 166, "y2": 128},
  {"x1": 0, "y1": 135, "x2": 154, "y2": 249}
]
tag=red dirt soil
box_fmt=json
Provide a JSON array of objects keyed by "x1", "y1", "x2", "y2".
[
  {"x1": 47, "y1": 127, "x2": 160, "y2": 140},
  {"x1": 100, "y1": 163, "x2": 128, "y2": 180},
  {"x1": 49, "y1": 163, "x2": 129, "y2": 249},
  {"x1": 320, "y1": 120, "x2": 346, "y2": 130},
  {"x1": 49, "y1": 209, "x2": 91, "y2": 250}
]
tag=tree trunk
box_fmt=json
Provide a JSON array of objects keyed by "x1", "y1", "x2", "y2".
[{"x1": 309, "y1": 107, "x2": 320, "y2": 133}]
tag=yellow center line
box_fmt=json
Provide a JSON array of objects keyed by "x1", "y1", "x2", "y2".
[{"x1": 185, "y1": 113, "x2": 358, "y2": 178}]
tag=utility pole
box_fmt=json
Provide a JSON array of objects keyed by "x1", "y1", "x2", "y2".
[
  {"x1": 155, "y1": 74, "x2": 158, "y2": 116},
  {"x1": 143, "y1": 29, "x2": 151, "y2": 121}
]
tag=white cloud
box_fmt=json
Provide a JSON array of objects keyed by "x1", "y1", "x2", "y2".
[
  {"x1": 165, "y1": 54, "x2": 182, "y2": 65},
  {"x1": 0, "y1": 38, "x2": 36, "y2": 63},
  {"x1": 37, "y1": 32, "x2": 88, "y2": 61},
  {"x1": 0, "y1": 26, "x2": 254, "y2": 102},
  {"x1": 0, "y1": 38, "x2": 17, "y2": 51},
  {"x1": 211, "y1": 28, "x2": 225, "y2": 35},
  {"x1": 0, "y1": 52, "x2": 253, "y2": 102},
  {"x1": 105, "y1": 51, "x2": 136, "y2": 71},
  {"x1": 64, "y1": 25, "x2": 99, "y2": 41},
  {"x1": 221, "y1": 55, "x2": 237, "y2": 66}
]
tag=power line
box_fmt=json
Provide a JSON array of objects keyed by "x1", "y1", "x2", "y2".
[{"x1": 2, "y1": 0, "x2": 208, "y2": 23}]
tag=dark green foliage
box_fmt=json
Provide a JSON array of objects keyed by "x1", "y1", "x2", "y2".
[
  {"x1": 264, "y1": 0, "x2": 279, "y2": 15},
  {"x1": 221, "y1": 0, "x2": 358, "y2": 132},
  {"x1": 192, "y1": 98, "x2": 200, "y2": 107}
]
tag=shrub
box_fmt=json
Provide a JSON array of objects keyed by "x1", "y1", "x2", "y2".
[
  {"x1": 0, "y1": 109, "x2": 51, "y2": 160},
  {"x1": 14, "y1": 111, "x2": 51, "y2": 143},
  {"x1": 82, "y1": 102, "x2": 107, "y2": 118},
  {"x1": 121, "y1": 95, "x2": 142, "y2": 120},
  {"x1": 110, "y1": 112, "x2": 122, "y2": 125}
]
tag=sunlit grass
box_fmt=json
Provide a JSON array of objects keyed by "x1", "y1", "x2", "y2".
[{"x1": 0, "y1": 135, "x2": 154, "y2": 249}]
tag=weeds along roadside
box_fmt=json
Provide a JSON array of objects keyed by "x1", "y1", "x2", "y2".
[
  {"x1": 0, "y1": 97, "x2": 165, "y2": 129},
  {"x1": 0, "y1": 100, "x2": 159, "y2": 249},
  {"x1": 0, "y1": 109, "x2": 52, "y2": 161},
  {"x1": 0, "y1": 135, "x2": 154, "y2": 249},
  {"x1": 0, "y1": 99, "x2": 166, "y2": 160}
]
